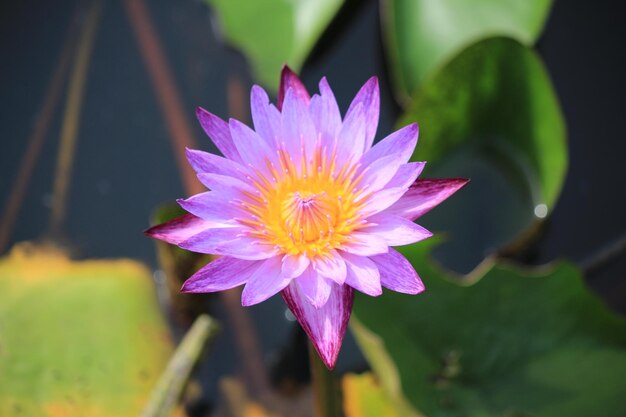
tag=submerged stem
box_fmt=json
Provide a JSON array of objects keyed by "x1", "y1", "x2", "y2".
[
  {"x1": 308, "y1": 341, "x2": 345, "y2": 417},
  {"x1": 140, "y1": 314, "x2": 219, "y2": 417}
]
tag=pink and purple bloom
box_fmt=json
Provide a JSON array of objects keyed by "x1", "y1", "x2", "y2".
[{"x1": 146, "y1": 67, "x2": 468, "y2": 368}]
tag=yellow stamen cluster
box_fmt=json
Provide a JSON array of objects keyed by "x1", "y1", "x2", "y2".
[{"x1": 237, "y1": 145, "x2": 369, "y2": 258}]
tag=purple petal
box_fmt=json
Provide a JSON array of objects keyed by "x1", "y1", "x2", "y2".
[
  {"x1": 359, "y1": 187, "x2": 407, "y2": 217},
  {"x1": 282, "y1": 253, "x2": 310, "y2": 278},
  {"x1": 181, "y1": 256, "x2": 260, "y2": 293},
  {"x1": 251, "y1": 85, "x2": 281, "y2": 145},
  {"x1": 177, "y1": 192, "x2": 241, "y2": 224},
  {"x1": 281, "y1": 282, "x2": 354, "y2": 369},
  {"x1": 340, "y1": 251, "x2": 382, "y2": 296},
  {"x1": 186, "y1": 148, "x2": 245, "y2": 178},
  {"x1": 336, "y1": 102, "x2": 366, "y2": 163},
  {"x1": 278, "y1": 66, "x2": 310, "y2": 110},
  {"x1": 383, "y1": 178, "x2": 470, "y2": 221},
  {"x1": 364, "y1": 214, "x2": 433, "y2": 246},
  {"x1": 359, "y1": 123, "x2": 418, "y2": 168},
  {"x1": 229, "y1": 119, "x2": 276, "y2": 171},
  {"x1": 355, "y1": 153, "x2": 405, "y2": 196},
  {"x1": 295, "y1": 267, "x2": 332, "y2": 308},
  {"x1": 178, "y1": 226, "x2": 242, "y2": 254},
  {"x1": 312, "y1": 250, "x2": 347, "y2": 284},
  {"x1": 144, "y1": 214, "x2": 217, "y2": 245},
  {"x1": 384, "y1": 162, "x2": 426, "y2": 190},
  {"x1": 242, "y1": 256, "x2": 291, "y2": 306},
  {"x1": 309, "y1": 77, "x2": 341, "y2": 148},
  {"x1": 197, "y1": 172, "x2": 256, "y2": 195},
  {"x1": 196, "y1": 107, "x2": 241, "y2": 162},
  {"x1": 342, "y1": 232, "x2": 389, "y2": 256},
  {"x1": 179, "y1": 227, "x2": 279, "y2": 260},
  {"x1": 215, "y1": 237, "x2": 279, "y2": 260},
  {"x1": 282, "y1": 87, "x2": 317, "y2": 170},
  {"x1": 345, "y1": 77, "x2": 380, "y2": 152},
  {"x1": 371, "y1": 249, "x2": 425, "y2": 294}
]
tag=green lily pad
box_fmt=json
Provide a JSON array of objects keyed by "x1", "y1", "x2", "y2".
[
  {"x1": 382, "y1": 0, "x2": 554, "y2": 99},
  {"x1": 0, "y1": 244, "x2": 177, "y2": 417},
  {"x1": 351, "y1": 240, "x2": 626, "y2": 417},
  {"x1": 400, "y1": 38, "x2": 566, "y2": 270},
  {"x1": 206, "y1": 0, "x2": 343, "y2": 91}
]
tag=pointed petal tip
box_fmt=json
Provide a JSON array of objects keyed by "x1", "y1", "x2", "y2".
[
  {"x1": 144, "y1": 213, "x2": 216, "y2": 246},
  {"x1": 278, "y1": 66, "x2": 310, "y2": 110},
  {"x1": 315, "y1": 345, "x2": 340, "y2": 370},
  {"x1": 180, "y1": 281, "x2": 192, "y2": 293},
  {"x1": 250, "y1": 84, "x2": 268, "y2": 99},
  {"x1": 195, "y1": 106, "x2": 208, "y2": 118},
  {"x1": 395, "y1": 122, "x2": 418, "y2": 138},
  {"x1": 422, "y1": 177, "x2": 470, "y2": 192},
  {"x1": 388, "y1": 177, "x2": 471, "y2": 221},
  {"x1": 407, "y1": 122, "x2": 419, "y2": 137},
  {"x1": 184, "y1": 146, "x2": 196, "y2": 157},
  {"x1": 143, "y1": 225, "x2": 157, "y2": 238},
  {"x1": 281, "y1": 283, "x2": 354, "y2": 371},
  {"x1": 227, "y1": 117, "x2": 249, "y2": 130},
  {"x1": 280, "y1": 64, "x2": 296, "y2": 76},
  {"x1": 365, "y1": 75, "x2": 379, "y2": 87},
  {"x1": 306, "y1": 327, "x2": 341, "y2": 369},
  {"x1": 371, "y1": 288, "x2": 383, "y2": 297},
  {"x1": 240, "y1": 296, "x2": 255, "y2": 307}
]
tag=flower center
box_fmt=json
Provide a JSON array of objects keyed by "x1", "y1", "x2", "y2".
[
  {"x1": 282, "y1": 191, "x2": 336, "y2": 243},
  {"x1": 239, "y1": 146, "x2": 367, "y2": 257}
]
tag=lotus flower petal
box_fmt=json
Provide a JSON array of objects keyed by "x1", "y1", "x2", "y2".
[
  {"x1": 144, "y1": 213, "x2": 217, "y2": 245},
  {"x1": 371, "y1": 249, "x2": 425, "y2": 294},
  {"x1": 345, "y1": 76, "x2": 380, "y2": 152},
  {"x1": 242, "y1": 256, "x2": 291, "y2": 306},
  {"x1": 181, "y1": 256, "x2": 259, "y2": 293},
  {"x1": 281, "y1": 281, "x2": 354, "y2": 369},
  {"x1": 383, "y1": 178, "x2": 470, "y2": 221},
  {"x1": 278, "y1": 65, "x2": 310, "y2": 109},
  {"x1": 196, "y1": 107, "x2": 241, "y2": 162}
]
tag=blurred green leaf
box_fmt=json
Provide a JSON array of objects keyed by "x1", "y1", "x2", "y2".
[
  {"x1": 399, "y1": 38, "x2": 567, "y2": 266},
  {"x1": 0, "y1": 244, "x2": 178, "y2": 417},
  {"x1": 342, "y1": 373, "x2": 406, "y2": 417},
  {"x1": 351, "y1": 239, "x2": 626, "y2": 417},
  {"x1": 403, "y1": 37, "x2": 566, "y2": 215},
  {"x1": 382, "y1": 0, "x2": 553, "y2": 99},
  {"x1": 207, "y1": 0, "x2": 343, "y2": 91}
]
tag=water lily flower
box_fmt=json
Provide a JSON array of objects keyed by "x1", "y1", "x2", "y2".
[{"x1": 146, "y1": 67, "x2": 468, "y2": 368}]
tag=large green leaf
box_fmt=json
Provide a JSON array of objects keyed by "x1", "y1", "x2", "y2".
[
  {"x1": 382, "y1": 0, "x2": 554, "y2": 99},
  {"x1": 0, "y1": 244, "x2": 177, "y2": 417},
  {"x1": 207, "y1": 0, "x2": 343, "y2": 91},
  {"x1": 351, "y1": 240, "x2": 626, "y2": 417},
  {"x1": 403, "y1": 37, "x2": 566, "y2": 211},
  {"x1": 399, "y1": 38, "x2": 566, "y2": 270}
]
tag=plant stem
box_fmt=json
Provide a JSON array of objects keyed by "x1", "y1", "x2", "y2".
[
  {"x1": 141, "y1": 314, "x2": 219, "y2": 417},
  {"x1": 308, "y1": 341, "x2": 345, "y2": 417}
]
